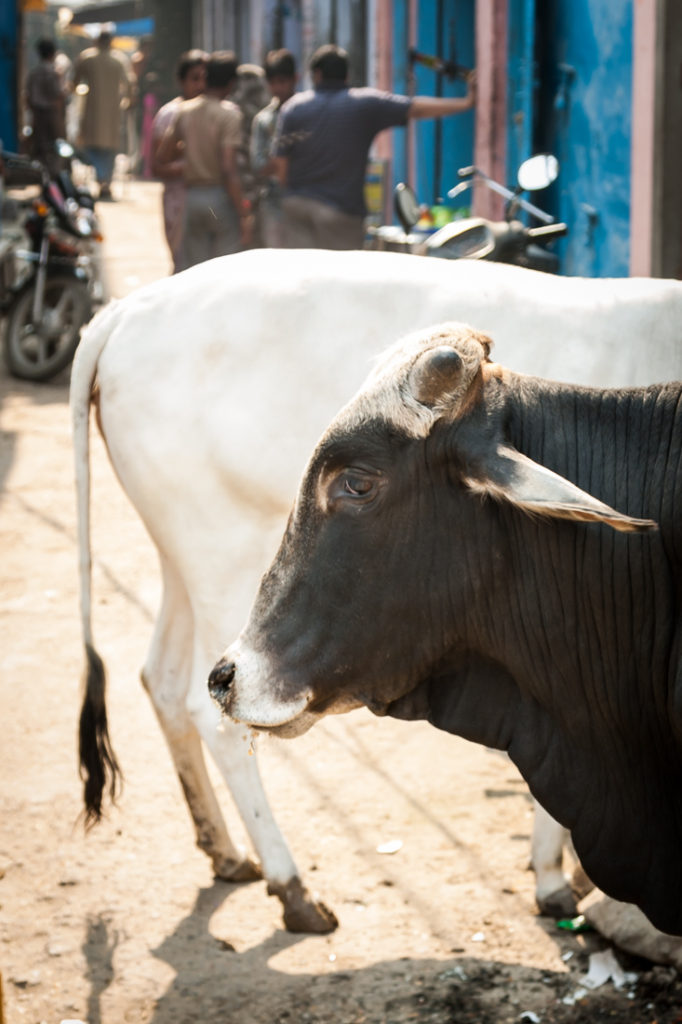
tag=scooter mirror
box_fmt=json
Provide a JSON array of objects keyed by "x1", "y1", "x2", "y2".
[
  {"x1": 517, "y1": 154, "x2": 559, "y2": 192},
  {"x1": 394, "y1": 182, "x2": 421, "y2": 233}
]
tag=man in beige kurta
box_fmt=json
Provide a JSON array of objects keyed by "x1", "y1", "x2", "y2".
[
  {"x1": 74, "y1": 30, "x2": 135, "y2": 198},
  {"x1": 160, "y1": 51, "x2": 253, "y2": 267}
]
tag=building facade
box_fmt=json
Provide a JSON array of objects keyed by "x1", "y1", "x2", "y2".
[
  {"x1": 4, "y1": 0, "x2": 681, "y2": 278},
  {"x1": 188, "y1": 0, "x2": 681, "y2": 279}
]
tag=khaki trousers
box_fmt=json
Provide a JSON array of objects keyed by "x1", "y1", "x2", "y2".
[
  {"x1": 184, "y1": 185, "x2": 241, "y2": 268},
  {"x1": 281, "y1": 195, "x2": 365, "y2": 250}
]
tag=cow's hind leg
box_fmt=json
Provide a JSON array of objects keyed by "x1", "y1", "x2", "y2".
[
  {"x1": 141, "y1": 560, "x2": 260, "y2": 882},
  {"x1": 531, "y1": 800, "x2": 578, "y2": 918},
  {"x1": 186, "y1": 641, "x2": 337, "y2": 934}
]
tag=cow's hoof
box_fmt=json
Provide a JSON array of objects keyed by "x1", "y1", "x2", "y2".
[
  {"x1": 214, "y1": 854, "x2": 263, "y2": 883},
  {"x1": 269, "y1": 877, "x2": 339, "y2": 934},
  {"x1": 537, "y1": 884, "x2": 577, "y2": 919}
]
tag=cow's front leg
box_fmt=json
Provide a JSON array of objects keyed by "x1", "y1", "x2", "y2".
[
  {"x1": 162, "y1": 725, "x2": 263, "y2": 883},
  {"x1": 188, "y1": 677, "x2": 337, "y2": 933}
]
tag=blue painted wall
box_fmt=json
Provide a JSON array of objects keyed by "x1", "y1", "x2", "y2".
[
  {"x1": 506, "y1": 0, "x2": 535, "y2": 182},
  {"x1": 391, "y1": 0, "x2": 410, "y2": 188},
  {"x1": 392, "y1": 0, "x2": 475, "y2": 207},
  {"x1": 0, "y1": 1, "x2": 18, "y2": 150},
  {"x1": 387, "y1": 0, "x2": 633, "y2": 275},
  {"x1": 533, "y1": 1, "x2": 633, "y2": 276}
]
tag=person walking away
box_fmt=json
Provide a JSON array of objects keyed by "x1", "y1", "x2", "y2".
[
  {"x1": 25, "y1": 39, "x2": 67, "y2": 175},
  {"x1": 151, "y1": 50, "x2": 207, "y2": 273},
  {"x1": 139, "y1": 71, "x2": 161, "y2": 178},
  {"x1": 273, "y1": 43, "x2": 476, "y2": 250},
  {"x1": 158, "y1": 51, "x2": 253, "y2": 268},
  {"x1": 73, "y1": 30, "x2": 136, "y2": 200},
  {"x1": 130, "y1": 34, "x2": 154, "y2": 171},
  {"x1": 53, "y1": 47, "x2": 76, "y2": 143},
  {"x1": 250, "y1": 49, "x2": 297, "y2": 247},
  {"x1": 232, "y1": 63, "x2": 271, "y2": 236}
]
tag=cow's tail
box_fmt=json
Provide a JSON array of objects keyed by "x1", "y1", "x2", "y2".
[{"x1": 70, "y1": 301, "x2": 123, "y2": 827}]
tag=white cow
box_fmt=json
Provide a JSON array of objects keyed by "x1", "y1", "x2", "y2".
[{"x1": 71, "y1": 249, "x2": 682, "y2": 932}]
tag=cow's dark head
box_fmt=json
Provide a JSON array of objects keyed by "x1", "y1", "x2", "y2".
[{"x1": 209, "y1": 322, "x2": 655, "y2": 736}]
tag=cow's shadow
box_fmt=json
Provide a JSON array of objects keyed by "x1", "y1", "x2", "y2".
[{"x1": 76, "y1": 879, "x2": 622, "y2": 1024}]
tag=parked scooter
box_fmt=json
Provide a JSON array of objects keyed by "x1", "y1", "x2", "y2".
[
  {"x1": 0, "y1": 143, "x2": 105, "y2": 382},
  {"x1": 369, "y1": 154, "x2": 567, "y2": 273}
]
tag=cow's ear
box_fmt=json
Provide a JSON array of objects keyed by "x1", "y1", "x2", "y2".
[{"x1": 465, "y1": 443, "x2": 658, "y2": 534}]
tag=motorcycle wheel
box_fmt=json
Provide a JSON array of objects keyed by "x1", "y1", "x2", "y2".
[{"x1": 3, "y1": 273, "x2": 92, "y2": 382}]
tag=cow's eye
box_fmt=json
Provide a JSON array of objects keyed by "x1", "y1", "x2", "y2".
[
  {"x1": 344, "y1": 475, "x2": 373, "y2": 497},
  {"x1": 326, "y1": 468, "x2": 379, "y2": 506}
]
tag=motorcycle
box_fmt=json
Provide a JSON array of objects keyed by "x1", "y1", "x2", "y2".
[
  {"x1": 0, "y1": 143, "x2": 106, "y2": 382},
  {"x1": 369, "y1": 154, "x2": 567, "y2": 273}
]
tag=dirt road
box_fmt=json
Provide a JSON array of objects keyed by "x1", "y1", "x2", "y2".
[{"x1": 1, "y1": 182, "x2": 679, "y2": 1024}]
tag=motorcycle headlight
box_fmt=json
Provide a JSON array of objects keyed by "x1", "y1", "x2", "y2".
[
  {"x1": 75, "y1": 213, "x2": 93, "y2": 237},
  {"x1": 63, "y1": 197, "x2": 93, "y2": 237}
]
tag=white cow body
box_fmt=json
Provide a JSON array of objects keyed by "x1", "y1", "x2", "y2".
[{"x1": 71, "y1": 249, "x2": 682, "y2": 930}]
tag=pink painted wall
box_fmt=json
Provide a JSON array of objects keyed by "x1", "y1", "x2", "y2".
[
  {"x1": 372, "y1": 0, "x2": 394, "y2": 156},
  {"x1": 473, "y1": 0, "x2": 508, "y2": 220},
  {"x1": 371, "y1": 0, "x2": 396, "y2": 222},
  {"x1": 630, "y1": 0, "x2": 657, "y2": 276},
  {"x1": 407, "y1": 0, "x2": 417, "y2": 187}
]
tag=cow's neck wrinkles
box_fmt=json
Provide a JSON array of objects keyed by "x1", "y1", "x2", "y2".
[
  {"x1": 447, "y1": 374, "x2": 680, "y2": 740},
  {"x1": 505, "y1": 375, "x2": 679, "y2": 486}
]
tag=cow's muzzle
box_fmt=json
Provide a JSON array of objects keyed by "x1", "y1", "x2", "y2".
[
  {"x1": 208, "y1": 657, "x2": 235, "y2": 709},
  {"x1": 208, "y1": 642, "x2": 319, "y2": 733}
]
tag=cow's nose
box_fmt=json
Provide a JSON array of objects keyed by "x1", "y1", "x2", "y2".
[{"x1": 208, "y1": 658, "x2": 235, "y2": 706}]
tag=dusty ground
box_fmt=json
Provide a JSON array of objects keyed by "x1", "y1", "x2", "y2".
[{"x1": 1, "y1": 180, "x2": 681, "y2": 1024}]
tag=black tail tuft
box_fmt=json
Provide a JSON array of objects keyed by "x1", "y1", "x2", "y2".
[{"x1": 79, "y1": 643, "x2": 122, "y2": 828}]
